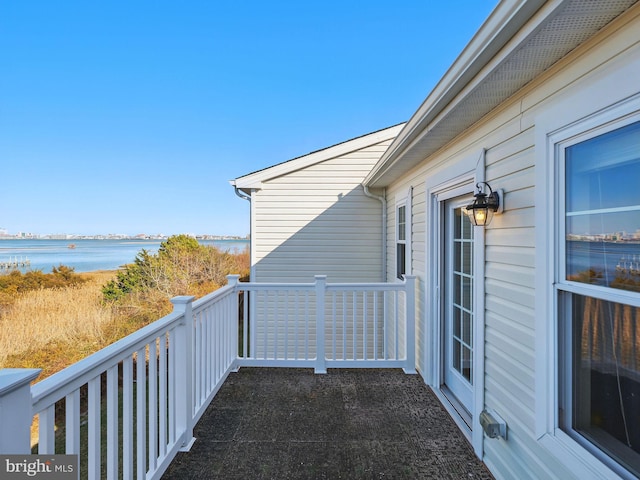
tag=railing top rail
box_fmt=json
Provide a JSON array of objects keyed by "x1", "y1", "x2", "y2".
[
  {"x1": 235, "y1": 282, "x2": 316, "y2": 291},
  {"x1": 192, "y1": 283, "x2": 236, "y2": 314},
  {"x1": 236, "y1": 279, "x2": 409, "y2": 292},
  {"x1": 31, "y1": 308, "x2": 185, "y2": 410},
  {"x1": 326, "y1": 282, "x2": 406, "y2": 292}
]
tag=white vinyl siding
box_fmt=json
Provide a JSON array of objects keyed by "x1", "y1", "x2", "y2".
[
  {"x1": 245, "y1": 133, "x2": 400, "y2": 361},
  {"x1": 253, "y1": 141, "x2": 392, "y2": 283},
  {"x1": 383, "y1": 9, "x2": 640, "y2": 480}
]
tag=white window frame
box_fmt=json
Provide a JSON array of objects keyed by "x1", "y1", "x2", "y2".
[
  {"x1": 535, "y1": 92, "x2": 640, "y2": 479},
  {"x1": 395, "y1": 188, "x2": 412, "y2": 280}
]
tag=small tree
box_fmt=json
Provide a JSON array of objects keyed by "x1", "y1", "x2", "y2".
[{"x1": 102, "y1": 234, "x2": 249, "y2": 303}]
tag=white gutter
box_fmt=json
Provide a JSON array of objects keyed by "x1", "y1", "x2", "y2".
[
  {"x1": 362, "y1": 185, "x2": 387, "y2": 282},
  {"x1": 232, "y1": 184, "x2": 254, "y2": 280}
]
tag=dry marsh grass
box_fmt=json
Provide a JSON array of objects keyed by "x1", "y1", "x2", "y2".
[{"x1": 0, "y1": 271, "x2": 117, "y2": 376}]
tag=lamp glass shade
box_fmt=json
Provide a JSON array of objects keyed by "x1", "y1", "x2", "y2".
[
  {"x1": 465, "y1": 188, "x2": 498, "y2": 226},
  {"x1": 471, "y1": 207, "x2": 493, "y2": 226}
]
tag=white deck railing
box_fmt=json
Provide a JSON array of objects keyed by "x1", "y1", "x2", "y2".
[
  {"x1": 0, "y1": 274, "x2": 415, "y2": 479},
  {"x1": 236, "y1": 275, "x2": 416, "y2": 373}
]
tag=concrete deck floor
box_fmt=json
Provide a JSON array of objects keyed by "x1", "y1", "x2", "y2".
[{"x1": 162, "y1": 368, "x2": 495, "y2": 479}]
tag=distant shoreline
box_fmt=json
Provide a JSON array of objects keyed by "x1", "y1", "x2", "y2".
[
  {"x1": 567, "y1": 238, "x2": 640, "y2": 245},
  {"x1": 0, "y1": 238, "x2": 249, "y2": 274},
  {"x1": 0, "y1": 236, "x2": 248, "y2": 241},
  {"x1": 78, "y1": 269, "x2": 119, "y2": 276}
]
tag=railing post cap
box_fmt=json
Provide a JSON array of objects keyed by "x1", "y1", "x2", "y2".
[
  {"x1": 226, "y1": 274, "x2": 241, "y2": 285},
  {"x1": 0, "y1": 369, "x2": 41, "y2": 396},
  {"x1": 314, "y1": 275, "x2": 327, "y2": 280},
  {"x1": 171, "y1": 295, "x2": 196, "y2": 305}
]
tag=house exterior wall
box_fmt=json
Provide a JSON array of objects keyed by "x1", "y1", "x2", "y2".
[
  {"x1": 384, "y1": 7, "x2": 640, "y2": 480},
  {"x1": 252, "y1": 139, "x2": 392, "y2": 283},
  {"x1": 246, "y1": 137, "x2": 398, "y2": 360}
]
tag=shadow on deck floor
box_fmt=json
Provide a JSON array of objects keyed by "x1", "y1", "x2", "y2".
[{"x1": 162, "y1": 368, "x2": 494, "y2": 479}]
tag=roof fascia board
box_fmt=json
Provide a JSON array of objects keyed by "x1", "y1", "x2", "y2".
[
  {"x1": 233, "y1": 123, "x2": 405, "y2": 191},
  {"x1": 364, "y1": 0, "x2": 555, "y2": 187}
]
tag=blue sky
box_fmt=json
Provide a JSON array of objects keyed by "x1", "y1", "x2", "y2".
[{"x1": 1, "y1": 1, "x2": 497, "y2": 237}]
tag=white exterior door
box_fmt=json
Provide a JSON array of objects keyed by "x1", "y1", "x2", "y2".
[{"x1": 443, "y1": 196, "x2": 474, "y2": 416}]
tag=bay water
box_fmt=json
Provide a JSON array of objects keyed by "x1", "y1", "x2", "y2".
[{"x1": 0, "y1": 239, "x2": 249, "y2": 274}]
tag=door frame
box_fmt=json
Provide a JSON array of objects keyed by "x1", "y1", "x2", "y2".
[
  {"x1": 424, "y1": 149, "x2": 487, "y2": 458},
  {"x1": 442, "y1": 194, "x2": 475, "y2": 421}
]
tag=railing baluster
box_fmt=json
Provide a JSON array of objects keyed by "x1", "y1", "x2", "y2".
[
  {"x1": 159, "y1": 334, "x2": 168, "y2": 458},
  {"x1": 194, "y1": 312, "x2": 202, "y2": 408},
  {"x1": 167, "y1": 329, "x2": 176, "y2": 446},
  {"x1": 295, "y1": 291, "x2": 300, "y2": 360},
  {"x1": 373, "y1": 291, "x2": 379, "y2": 361},
  {"x1": 395, "y1": 291, "x2": 399, "y2": 360},
  {"x1": 272, "y1": 291, "x2": 277, "y2": 359},
  {"x1": 383, "y1": 290, "x2": 388, "y2": 360},
  {"x1": 65, "y1": 389, "x2": 80, "y2": 454},
  {"x1": 209, "y1": 301, "x2": 215, "y2": 385},
  {"x1": 123, "y1": 356, "x2": 134, "y2": 480},
  {"x1": 149, "y1": 341, "x2": 158, "y2": 473},
  {"x1": 263, "y1": 291, "x2": 268, "y2": 360},
  {"x1": 107, "y1": 365, "x2": 119, "y2": 480},
  {"x1": 223, "y1": 295, "x2": 229, "y2": 373},
  {"x1": 332, "y1": 291, "x2": 337, "y2": 361},
  {"x1": 214, "y1": 304, "x2": 219, "y2": 387},
  {"x1": 363, "y1": 291, "x2": 368, "y2": 361},
  {"x1": 206, "y1": 304, "x2": 211, "y2": 388},
  {"x1": 305, "y1": 290, "x2": 310, "y2": 360},
  {"x1": 136, "y1": 347, "x2": 147, "y2": 480},
  {"x1": 38, "y1": 404, "x2": 55, "y2": 454},
  {"x1": 218, "y1": 300, "x2": 223, "y2": 381},
  {"x1": 343, "y1": 291, "x2": 347, "y2": 361},
  {"x1": 88, "y1": 375, "x2": 101, "y2": 480},
  {"x1": 284, "y1": 290, "x2": 289, "y2": 360},
  {"x1": 352, "y1": 291, "x2": 357, "y2": 361},
  {"x1": 251, "y1": 290, "x2": 257, "y2": 359},
  {"x1": 243, "y1": 290, "x2": 248, "y2": 359},
  {"x1": 201, "y1": 311, "x2": 207, "y2": 403}
]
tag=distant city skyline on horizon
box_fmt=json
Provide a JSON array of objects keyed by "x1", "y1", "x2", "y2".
[{"x1": 0, "y1": 228, "x2": 249, "y2": 240}]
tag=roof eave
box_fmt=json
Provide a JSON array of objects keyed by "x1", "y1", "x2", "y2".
[
  {"x1": 364, "y1": 0, "x2": 552, "y2": 187},
  {"x1": 233, "y1": 123, "x2": 406, "y2": 190}
]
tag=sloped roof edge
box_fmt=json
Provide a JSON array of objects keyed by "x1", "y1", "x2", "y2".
[
  {"x1": 231, "y1": 122, "x2": 406, "y2": 192},
  {"x1": 366, "y1": 0, "x2": 639, "y2": 187},
  {"x1": 364, "y1": 0, "x2": 551, "y2": 187}
]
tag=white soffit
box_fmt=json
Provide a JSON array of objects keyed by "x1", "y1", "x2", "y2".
[
  {"x1": 231, "y1": 123, "x2": 405, "y2": 192},
  {"x1": 366, "y1": 0, "x2": 638, "y2": 187}
]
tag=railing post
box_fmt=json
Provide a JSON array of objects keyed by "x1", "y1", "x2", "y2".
[
  {"x1": 0, "y1": 368, "x2": 41, "y2": 453},
  {"x1": 314, "y1": 275, "x2": 327, "y2": 374},
  {"x1": 171, "y1": 296, "x2": 197, "y2": 452},
  {"x1": 403, "y1": 276, "x2": 417, "y2": 374},
  {"x1": 226, "y1": 274, "x2": 241, "y2": 371}
]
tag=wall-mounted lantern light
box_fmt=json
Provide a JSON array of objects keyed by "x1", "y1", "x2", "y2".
[{"x1": 465, "y1": 182, "x2": 502, "y2": 226}]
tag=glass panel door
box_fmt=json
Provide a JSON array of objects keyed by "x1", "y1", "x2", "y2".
[{"x1": 444, "y1": 196, "x2": 474, "y2": 414}]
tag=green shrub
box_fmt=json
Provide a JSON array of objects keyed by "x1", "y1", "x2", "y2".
[{"x1": 102, "y1": 234, "x2": 249, "y2": 303}]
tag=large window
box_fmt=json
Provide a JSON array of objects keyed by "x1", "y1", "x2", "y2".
[{"x1": 558, "y1": 119, "x2": 640, "y2": 478}]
